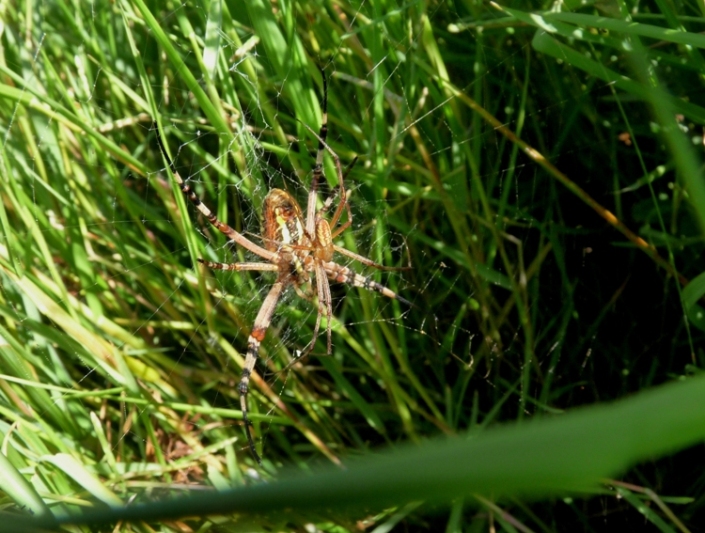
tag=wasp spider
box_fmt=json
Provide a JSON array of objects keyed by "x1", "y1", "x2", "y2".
[{"x1": 155, "y1": 73, "x2": 409, "y2": 464}]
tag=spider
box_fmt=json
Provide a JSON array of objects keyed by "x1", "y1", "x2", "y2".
[{"x1": 154, "y1": 73, "x2": 409, "y2": 464}]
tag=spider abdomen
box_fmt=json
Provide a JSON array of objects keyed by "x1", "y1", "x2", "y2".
[{"x1": 263, "y1": 188, "x2": 308, "y2": 252}]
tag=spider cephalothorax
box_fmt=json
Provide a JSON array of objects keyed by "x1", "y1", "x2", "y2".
[{"x1": 155, "y1": 72, "x2": 409, "y2": 464}]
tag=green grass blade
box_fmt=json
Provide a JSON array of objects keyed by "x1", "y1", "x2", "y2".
[{"x1": 17, "y1": 374, "x2": 705, "y2": 526}]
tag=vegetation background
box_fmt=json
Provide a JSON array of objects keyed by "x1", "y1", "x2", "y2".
[{"x1": 1, "y1": 0, "x2": 705, "y2": 530}]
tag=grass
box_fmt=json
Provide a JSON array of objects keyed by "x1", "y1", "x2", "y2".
[{"x1": 1, "y1": 0, "x2": 705, "y2": 530}]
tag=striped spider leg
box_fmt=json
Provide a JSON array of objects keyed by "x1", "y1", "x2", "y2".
[{"x1": 154, "y1": 73, "x2": 408, "y2": 465}]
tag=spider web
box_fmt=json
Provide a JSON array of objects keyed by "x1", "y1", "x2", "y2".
[
  {"x1": 132, "y1": 4, "x2": 428, "y2": 460},
  {"x1": 124, "y1": 5, "x2": 476, "y2": 471},
  {"x1": 2, "y1": 0, "x2": 563, "y2": 459},
  {"x1": 147, "y1": 70, "x2": 411, "y2": 357},
  {"x1": 0, "y1": 3, "x2": 580, "y2": 438}
]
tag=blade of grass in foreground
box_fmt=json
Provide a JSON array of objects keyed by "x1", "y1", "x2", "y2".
[{"x1": 8, "y1": 373, "x2": 705, "y2": 529}]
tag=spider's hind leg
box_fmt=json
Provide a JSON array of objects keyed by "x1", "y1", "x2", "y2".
[
  {"x1": 306, "y1": 70, "x2": 330, "y2": 237},
  {"x1": 153, "y1": 122, "x2": 276, "y2": 262}
]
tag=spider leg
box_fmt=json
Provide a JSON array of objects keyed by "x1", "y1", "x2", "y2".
[
  {"x1": 317, "y1": 188, "x2": 342, "y2": 222},
  {"x1": 332, "y1": 245, "x2": 412, "y2": 272},
  {"x1": 306, "y1": 71, "x2": 329, "y2": 239},
  {"x1": 198, "y1": 259, "x2": 279, "y2": 272},
  {"x1": 324, "y1": 261, "x2": 411, "y2": 306},
  {"x1": 318, "y1": 158, "x2": 357, "y2": 239},
  {"x1": 316, "y1": 161, "x2": 357, "y2": 221},
  {"x1": 154, "y1": 123, "x2": 276, "y2": 262},
  {"x1": 296, "y1": 261, "x2": 333, "y2": 359},
  {"x1": 304, "y1": 73, "x2": 354, "y2": 234},
  {"x1": 239, "y1": 280, "x2": 285, "y2": 465},
  {"x1": 316, "y1": 261, "x2": 334, "y2": 354},
  {"x1": 300, "y1": 120, "x2": 352, "y2": 232},
  {"x1": 327, "y1": 157, "x2": 357, "y2": 232}
]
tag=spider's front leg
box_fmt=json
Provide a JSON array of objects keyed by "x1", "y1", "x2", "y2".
[{"x1": 239, "y1": 280, "x2": 285, "y2": 465}]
